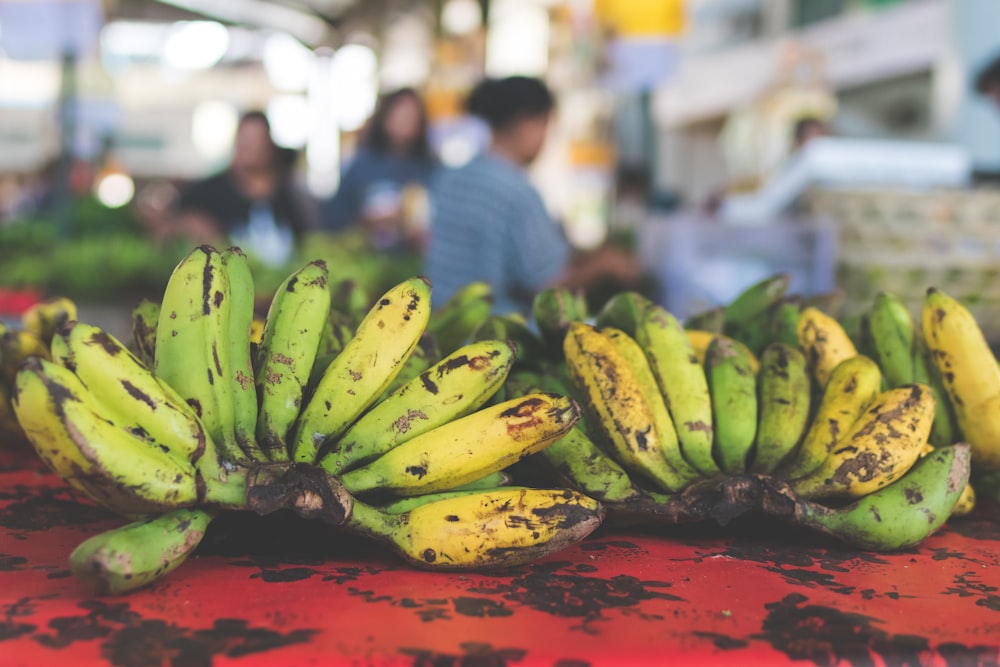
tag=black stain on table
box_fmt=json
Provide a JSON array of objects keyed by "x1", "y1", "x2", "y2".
[
  {"x1": 400, "y1": 641, "x2": 527, "y2": 667},
  {"x1": 452, "y1": 597, "x2": 513, "y2": 619},
  {"x1": 0, "y1": 488, "x2": 116, "y2": 531}
]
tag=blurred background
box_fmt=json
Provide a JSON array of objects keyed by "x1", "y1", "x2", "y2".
[{"x1": 3, "y1": 0, "x2": 1000, "y2": 336}]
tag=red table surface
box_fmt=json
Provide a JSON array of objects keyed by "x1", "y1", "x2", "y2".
[{"x1": 2, "y1": 448, "x2": 1000, "y2": 667}]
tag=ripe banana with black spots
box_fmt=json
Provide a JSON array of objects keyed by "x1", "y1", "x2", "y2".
[
  {"x1": 922, "y1": 287, "x2": 1000, "y2": 471},
  {"x1": 320, "y1": 339, "x2": 515, "y2": 474},
  {"x1": 705, "y1": 335, "x2": 758, "y2": 474},
  {"x1": 782, "y1": 355, "x2": 882, "y2": 480},
  {"x1": 339, "y1": 392, "x2": 579, "y2": 497},
  {"x1": 129, "y1": 299, "x2": 160, "y2": 368},
  {"x1": 69, "y1": 508, "x2": 214, "y2": 594},
  {"x1": 798, "y1": 306, "x2": 858, "y2": 387},
  {"x1": 255, "y1": 259, "x2": 331, "y2": 462},
  {"x1": 347, "y1": 487, "x2": 603, "y2": 569},
  {"x1": 154, "y1": 245, "x2": 243, "y2": 464},
  {"x1": 22, "y1": 297, "x2": 77, "y2": 345},
  {"x1": 427, "y1": 281, "x2": 493, "y2": 356},
  {"x1": 221, "y1": 247, "x2": 263, "y2": 460},
  {"x1": 791, "y1": 384, "x2": 935, "y2": 501},
  {"x1": 749, "y1": 343, "x2": 810, "y2": 475},
  {"x1": 793, "y1": 443, "x2": 969, "y2": 551},
  {"x1": 291, "y1": 277, "x2": 431, "y2": 463},
  {"x1": 565, "y1": 323, "x2": 695, "y2": 493},
  {"x1": 912, "y1": 333, "x2": 959, "y2": 448}
]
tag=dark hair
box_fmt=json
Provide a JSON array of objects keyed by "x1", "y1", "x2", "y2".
[
  {"x1": 365, "y1": 88, "x2": 432, "y2": 161},
  {"x1": 793, "y1": 116, "x2": 826, "y2": 145},
  {"x1": 466, "y1": 76, "x2": 555, "y2": 131},
  {"x1": 976, "y1": 52, "x2": 1000, "y2": 94},
  {"x1": 238, "y1": 110, "x2": 271, "y2": 132}
]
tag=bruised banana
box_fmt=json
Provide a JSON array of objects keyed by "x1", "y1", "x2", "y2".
[
  {"x1": 321, "y1": 339, "x2": 515, "y2": 474},
  {"x1": 339, "y1": 393, "x2": 579, "y2": 497},
  {"x1": 22, "y1": 297, "x2": 77, "y2": 346},
  {"x1": 794, "y1": 443, "x2": 969, "y2": 551},
  {"x1": 798, "y1": 306, "x2": 858, "y2": 387},
  {"x1": 255, "y1": 259, "x2": 330, "y2": 462},
  {"x1": 705, "y1": 335, "x2": 758, "y2": 475},
  {"x1": 782, "y1": 355, "x2": 882, "y2": 480},
  {"x1": 13, "y1": 358, "x2": 199, "y2": 515},
  {"x1": 791, "y1": 384, "x2": 936, "y2": 501},
  {"x1": 565, "y1": 323, "x2": 694, "y2": 493},
  {"x1": 292, "y1": 277, "x2": 431, "y2": 463},
  {"x1": 347, "y1": 487, "x2": 603, "y2": 570},
  {"x1": 922, "y1": 287, "x2": 1000, "y2": 472},
  {"x1": 749, "y1": 343, "x2": 810, "y2": 475},
  {"x1": 154, "y1": 245, "x2": 243, "y2": 464},
  {"x1": 221, "y1": 247, "x2": 263, "y2": 460},
  {"x1": 69, "y1": 508, "x2": 214, "y2": 595},
  {"x1": 129, "y1": 299, "x2": 160, "y2": 369},
  {"x1": 50, "y1": 322, "x2": 206, "y2": 465}
]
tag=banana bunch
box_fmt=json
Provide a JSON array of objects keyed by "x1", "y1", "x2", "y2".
[
  {"x1": 497, "y1": 285, "x2": 970, "y2": 551},
  {"x1": 11, "y1": 246, "x2": 603, "y2": 593},
  {"x1": 0, "y1": 297, "x2": 77, "y2": 448}
]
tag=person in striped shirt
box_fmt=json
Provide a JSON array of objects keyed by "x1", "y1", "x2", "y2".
[{"x1": 425, "y1": 76, "x2": 636, "y2": 317}]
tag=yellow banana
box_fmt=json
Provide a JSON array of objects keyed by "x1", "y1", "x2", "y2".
[
  {"x1": 687, "y1": 330, "x2": 761, "y2": 374},
  {"x1": 952, "y1": 482, "x2": 976, "y2": 517},
  {"x1": 922, "y1": 287, "x2": 1000, "y2": 472},
  {"x1": 782, "y1": 355, "x2": 882, "y2": 480},
  {"x1": 798, "y1": 306, "x2": 857, "y2": 386},
  {"x1": 291, "y1": 276, "x2": 432, "y2": 463},
  {"x1": 21, "y1": 296, "x2": 77, "y2": 345},
  {"x1": 347, "y1": 487, "x2": 603, "y2": 569},
  {"x1": 0, "y1": 328, "x2": 51, "y2": 384},
  {"x1": 791, "y1": 384, "x2": 935, "y2": 500},
  {"x1": 565, "y1": 323, "x2": 695, "y2": 492},
  {"x1": 340, "y1": 392, "x2": 579, "y2": 496}
]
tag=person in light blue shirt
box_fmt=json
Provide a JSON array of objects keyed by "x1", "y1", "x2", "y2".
[{"x1": 426, "y1": 76, "x2": 636, "y2": 316}]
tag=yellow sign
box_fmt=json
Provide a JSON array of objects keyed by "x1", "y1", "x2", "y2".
[{"x1": 593, "y1": 0, "x2": 685, "y2": 38}]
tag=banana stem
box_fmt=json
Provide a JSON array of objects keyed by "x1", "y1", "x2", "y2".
[{"x1": 244, "y1": 463, "x2": 353, "y2": 525}]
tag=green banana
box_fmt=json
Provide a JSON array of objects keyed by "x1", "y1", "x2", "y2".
[
  {"x1": 346, "y1": 487, "x2": 603, "y2": 569},
  {"x1": 221, "y1": 247, "x2": 264, "y2": 461},
  {"x1": 913, "y1": 332, "x2": 959, "y2": 448},
  {"x1": 781, "y1": 355, "x2": 882, "y2": 480},
  {"x1": 329, "y1": 278, "x2": 371, "y2": 326},
  {"x1": 339, "y1": 392, "x2": 579, "y2": 496},
  {"x1": 69, "y1": 508, "x2": 214, "y2": 594},
  {"x1": 722, "y1": 273, "x2": 790, "y2": 348},
  {"x1": 473, "y1": 313, "x2": 546, "y2": 368},
  {"x1": 803, "y1": 288, "x2": 846, "y2": 318},
  {"x1": 129, "y1": 299, "x2": 160, "y2": 369},
  {"x1": 291, "y1": 277, "x2": 431, "y2": 463},
  {"x1": 427, "y1": 281, "x2": 493, "y2": 356},
  {"x1": 749, "y1": 343, "x2": 810, "y2": 475},
  {"x1": 49, "y1": 322, "x2": 206, "y2": 465},
  {"x1": 705, "y1": 335, "x2": 758, "y2": 474},
  {"x1": 255, "y1": 259, "x2": 331, "y2": 462},
  {"x1": 793, "y1": 443, "x2": 969, "y2": 551},
  {"x1": 768, "y1": 298, "x2": 802, "y2": 349},
  {"x1": 533, "y1": 286, "x2": 588, "y2": 353},
  {"x1": 868, "y1": 292, "x2": 915, "y2": 388},
  {"x1": 321, "y1": 339, "x2": 515, "y2": 474},
  {"x1": 594, "y1": 291, "x2": 647, "y2": 336},
  {"x1": 154, "y1": 245, "x2": 243, "y2": 464},
  {"x1": 684, "y1": 306, "x2": 725, "y2": 334}
]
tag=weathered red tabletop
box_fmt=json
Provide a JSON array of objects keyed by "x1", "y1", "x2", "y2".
[{"x1": 2, "y1": 450, "x2": 999, "y2": 667}]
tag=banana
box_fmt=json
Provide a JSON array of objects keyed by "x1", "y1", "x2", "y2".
[
  {"x1": 347, "y1": 487, "x2": 603, "y2": 569},
  {"x1": 704, "y1": 336, "x2": 758, "y2": 474},
  {"x1": 473, "y1": 314, "x2": 546, "y2": 368},
  {"x1": 791, "y1": 384, "x2": 935, "y2": 501},
  {"x1": 868, "y1": 292, "x2": 916, "y2": 388},
  {"x1": 69, "y1": 508, "x2": 214, "y2": 594},
  {"x1": 449, "y1": 469, "x2": 513, "y2": 491},
  {"x1": 255, "y1": 259, "x2": 331, "y2": 462},
  {"x1": 0, "y1": 381, "x2": 28, "y2": 444},
  {"x1": 798, "y1": 306, "x2": 858, "y2": 386},
  {"x1": 793, "y1": 443, "x2": 969, "y2": 551},
  {"x1": 22, "y1": 297, "x2": 77, "y2": 345},
  {"x1": 952, "y1": 482, "x2": 976, "y2": 517},
  {"x1": 565, "y1": 323, "x2": 695, "y2": 492},
  {"x1": 379, "y1": 486, "x2": 527, "y2": 514},
  {"x1": 768, "y1": 298, "x2": 803, "y2": 349},
  {"x1": 684, "y1": 306, "x2": 725, "y2": 334},
  {"x1": 330, "y1": 278, "x2": 371, "y2": 326},
  {"x1": 379, "y1": 333, "x2": 439, "y2": 399},
  {"x1": 310, "y1": 310, "x2": 358, "y2": 386},
  {"x1": 803, "y1": 288, "x2": 846, "y2": 318},
  {"x1": 49, "y1": 322, "x2": 206, "y2": 465},
  {"x1": 0, "y1": 328, "x2": 51, "y2": 383},
  {"x1": 595, "y1": 290, "x2": 646, "y2": 334},
  {"x1": 636, "y1": 304, "x2": 719, "y2": 476},
  {"x1": 13, "y1": 357, "x2": 199, "y2": 515},
  {"x1": 427, "y1": 281, "x2": 493, "y2": 356},
  {"x1": 922, "y1": 287, "x2": 1000, "y2": 471},
  {"x1": 782, "y1": 355, "x2": 882, "y2": 480},
  {"x1": 603, "y1": 326, "x2": 702, "y2": 486},
  {"x1": 129, "y1": 299, "x2": 160, "y2": 369},
  {"x1": 533, "y1": 286, "x2": 588, "y2": 353},
  {"x1": 221, "y1": 247, "x2": 263, "y2": 460},
  {"x1": 291, "y1": 277, "x2": 432, "y2": 463},
  {"x1": 154, "y1": 245, "x2": 243, "y2": 464},
  {"x1": 339, "y1": 392, "x2": 579, "y2": 496},
  {"x1": 749, "y1": 343, "x2": 810, "y2": 475},
  {"x1": 723, "y1": 273, "x2": 790, "y2": 349},
  {"x1": 320, "y1": 339, "x2": 515, "y2": 474},
  {"x1": 913, "y1": 331, "x2": 959, "y2": 448}
]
